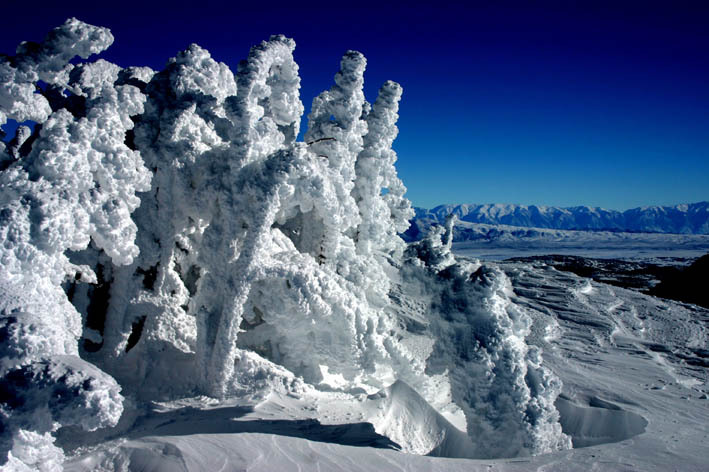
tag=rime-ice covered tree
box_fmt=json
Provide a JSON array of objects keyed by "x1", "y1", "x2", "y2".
[
  {"x1": 0, "y1": 19, "x2": 569, "y2": 469},
  {"x1": 402, "y1": 218, "x2": 570, "y2": 457},
  {"x1": 0, "y1": 19, "x2": 148, "y2": 470}
]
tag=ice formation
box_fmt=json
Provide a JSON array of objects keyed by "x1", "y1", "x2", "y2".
[{"x1": 0, "y1": 19, "x2": 569, "y2": 470}]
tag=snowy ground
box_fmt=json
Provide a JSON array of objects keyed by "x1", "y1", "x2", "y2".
[
  {"x1": 451, "y1": 225, "x2": 709, "y2": 261},
  {"x1": 63, "y1": 253, "x2": 709, "y2": 471}
]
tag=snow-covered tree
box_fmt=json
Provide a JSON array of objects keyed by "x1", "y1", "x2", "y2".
[
  {"x1": 0, "y1": 18, "x2": 147, "y2": 469},
  {"x1": 0, "y1": 19, "x2": 569, "y2": 469}
]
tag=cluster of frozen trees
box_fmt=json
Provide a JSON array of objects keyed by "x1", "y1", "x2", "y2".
[{"x1": 0, "y1": 19, "x2": 569, "y2": 470}]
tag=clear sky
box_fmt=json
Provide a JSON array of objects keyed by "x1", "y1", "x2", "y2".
[{"x1": 2, "y1": 1, "x2": 707, "y2": 210}]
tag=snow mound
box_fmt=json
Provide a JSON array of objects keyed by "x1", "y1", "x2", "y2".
[
  {"x1": 366, "y1": 380, "x2": 472, "y2": 457},
  {"x1": 555, "y1": 395, "x2": 648, "y2": 448}
]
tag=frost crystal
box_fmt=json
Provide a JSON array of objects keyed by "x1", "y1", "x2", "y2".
[{"x1": 0, "y1": 19, "x2": 569, "y2": 469}]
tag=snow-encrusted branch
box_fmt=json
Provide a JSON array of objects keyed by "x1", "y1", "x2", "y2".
[
  {"x1": 0, "y1": 18, "x2": 112, "y2": 126},
  {"x1": 353, "y1": 80, "x2": 414, "y2": 257},
  {"x1": 226, "y1": 35, "x2": 303, "y2": 165}
]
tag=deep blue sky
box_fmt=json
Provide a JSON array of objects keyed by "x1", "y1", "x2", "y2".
[{"x1": 2, "y1": 1, "x2": 708, "y2": 210}]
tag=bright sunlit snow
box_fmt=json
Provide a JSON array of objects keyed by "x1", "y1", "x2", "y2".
[{"x1": 1, "y1": 19, "x2": 707, "y2": 472}]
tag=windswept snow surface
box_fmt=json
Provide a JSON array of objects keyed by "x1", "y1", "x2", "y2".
[{"x1": 62, "y1": 259, "x2": 709, "y2": 471}]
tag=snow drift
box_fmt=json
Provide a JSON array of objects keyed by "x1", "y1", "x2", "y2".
[{"x1": 0, "y1": 19, "x2": 569, "y2": 470}]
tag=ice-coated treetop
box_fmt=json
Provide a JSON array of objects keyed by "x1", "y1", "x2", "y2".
[{"x1": 0, "y1": 18, "x2": 113, "y2": 126}]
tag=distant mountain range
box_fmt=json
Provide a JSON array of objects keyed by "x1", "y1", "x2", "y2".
[{"x1": 408, "y1": 202, "x2": 709, "y2": 237}]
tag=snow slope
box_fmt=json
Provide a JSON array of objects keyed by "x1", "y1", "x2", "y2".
[
  {"x1": 414, "y1": 202, "x2": 709, "y2": 234},
  {"x1": 62, "y1": 258, "x2": 709, "y2": 471}
]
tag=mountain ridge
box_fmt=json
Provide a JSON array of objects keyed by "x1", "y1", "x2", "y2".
[{"x1": 413, "y1": 201, "x2": 709, "y2": 234}]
